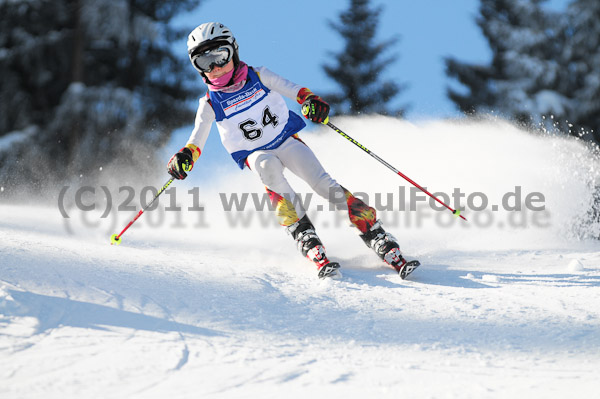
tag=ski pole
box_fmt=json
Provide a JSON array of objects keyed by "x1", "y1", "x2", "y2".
[
  {"x1": 110, "y1": 178, "x2": 175, "y2": 245},
  {"x1": 314, "y1": 115, "x2": 467, "y2": 221}
]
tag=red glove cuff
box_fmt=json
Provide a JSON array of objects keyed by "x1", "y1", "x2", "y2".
[
  {"x1": 296, "y1": 88, "x2": 315, "y2": 104},
  {"x1": 183, "y1": 144, "x2": 201, "y2": 162}
]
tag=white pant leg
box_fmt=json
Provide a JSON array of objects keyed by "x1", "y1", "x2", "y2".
[
  {"x1": 276, "y1": 137, "x2": 348, "y2": 211},
  {"x1": 246, "y1": 149, "x2": 307, "y2": 220}
]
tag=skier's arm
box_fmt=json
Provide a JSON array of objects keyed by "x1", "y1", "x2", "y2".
[
  {"x1": 167, "y1": 98, "x2": 215, "y2": 180},
  {"x1": 253, "y1": 66, "x2": 304, "y2": 100},
  {"x1": 254, "y1": 66, "x2": 330, "y2": 124},
  {"x1": 185, "y1": 97, "x2": 215, "y2": 158}
]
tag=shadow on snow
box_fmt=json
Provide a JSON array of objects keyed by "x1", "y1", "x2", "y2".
[{"x1": 6, "y1": 289, "x2": 224, "y2": 337}]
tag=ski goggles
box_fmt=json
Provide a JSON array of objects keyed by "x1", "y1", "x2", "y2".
[{"x1": 191, "y1": 44, "x2": 234, "y2": 73}]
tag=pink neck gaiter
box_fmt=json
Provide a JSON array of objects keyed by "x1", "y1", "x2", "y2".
[{"x1": 205, "y1": 61, "x2": 248, "y2": 92}]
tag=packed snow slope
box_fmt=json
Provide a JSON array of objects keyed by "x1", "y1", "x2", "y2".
[{"x1": 1, "y1": 116, "x2": 600, "y2": 398}]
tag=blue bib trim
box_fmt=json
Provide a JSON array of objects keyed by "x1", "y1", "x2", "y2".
[
  {"x1": 209, "y1": 69, "x2": 270, "y2": 121},
  {"x1": 207, "y1": 67, "x2": 307, "y2": 169}
]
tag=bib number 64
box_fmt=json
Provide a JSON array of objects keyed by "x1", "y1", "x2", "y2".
[{"x1": 238, "y1": 106, "x2": 279, "y2": 141}]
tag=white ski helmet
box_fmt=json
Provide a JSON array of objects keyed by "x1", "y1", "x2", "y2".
[{"x1": 187, "y1": 22, "x2": 239, "y2": 74}]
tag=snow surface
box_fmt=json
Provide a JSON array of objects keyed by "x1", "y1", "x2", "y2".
[{"x1": 1, "y1": 117, "x2": 600, "y2": 398}]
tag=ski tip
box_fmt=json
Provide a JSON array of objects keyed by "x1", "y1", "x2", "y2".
[
  {"x1": 110, "y1": 234, "x2": 122, "y2": 246},
  {"x1": 318, "y1": 262, "x2": 341, "y2": 279},
  {"x1": 399, "y1": 260, "x2": 420, "y2": 280}
]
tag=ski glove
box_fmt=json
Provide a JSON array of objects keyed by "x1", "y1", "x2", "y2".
[
  {"x1": 302, "y1": 95, "x2": 330, "y2": 124},
  {"x1": 167, "y1": 147, "x2": 194, "y2": 180}
]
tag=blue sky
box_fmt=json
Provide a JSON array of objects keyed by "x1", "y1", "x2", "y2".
[
  {"x1": 173, "y1": 0, "x2": 569, "y2": 121},
  {"x1": 167, "y1": 0, "x2": 569, "y2": 174}
]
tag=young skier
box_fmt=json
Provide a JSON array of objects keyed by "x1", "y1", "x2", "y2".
[{"x1": 167, "y1": 22, "x2": 419, "y2": 279}]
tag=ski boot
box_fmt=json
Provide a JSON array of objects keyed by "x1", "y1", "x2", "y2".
[
  {"x1": 359, "y1": 220, "x2": 420, "y2": 279},
  {"x1": 287, "y1": 215, "x2": 341, "y2": 279}
]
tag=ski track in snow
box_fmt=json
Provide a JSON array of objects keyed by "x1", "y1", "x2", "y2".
[{"x1": 1, "y1": 117, "x2": 600, "y2": 398}]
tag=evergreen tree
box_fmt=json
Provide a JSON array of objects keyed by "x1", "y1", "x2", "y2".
[
  {"x1": 562, "y1": 0, "x2": 600, "y2": 143},
  {"x1": 0, "y1": 1, "x2": 72, "y2": 135},
  {"x1": 445, "y1": 0, "x2": 569, "y2": 130},
  {"x1": 323, "y1": 0, "x2": 406, "y2": 116},
  {"x1": 0, "y1": 0, "x2": 200, "y2": 194}
]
